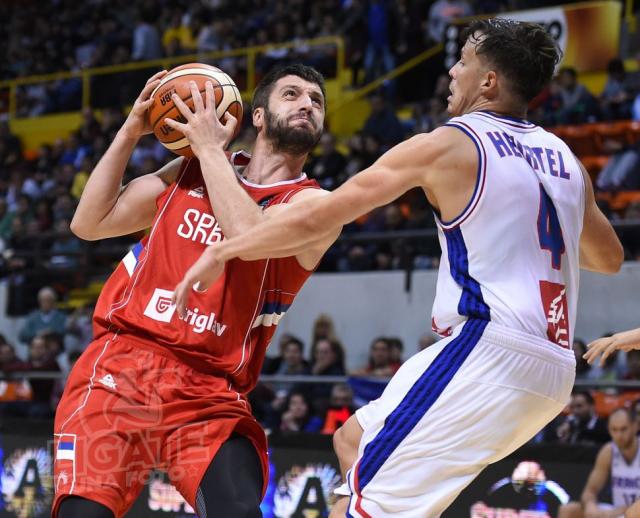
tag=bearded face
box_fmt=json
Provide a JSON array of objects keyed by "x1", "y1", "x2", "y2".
[{"x1": 263, "y1": 104, "x2": 323, "y2": 156}]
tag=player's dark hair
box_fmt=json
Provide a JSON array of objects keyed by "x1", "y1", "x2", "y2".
[
  {"x1": 572, "y1": 390, "x2": 595, "y2": 405},
  {"x1": 462, "y1": 18, "x2": 561, "y2": 104},
  {"x1": 283, "y1": 336, "x2": 304, "y2": 353},
  {"x1": 252, "y1": 64, "x2": 326, "y2": 112}
]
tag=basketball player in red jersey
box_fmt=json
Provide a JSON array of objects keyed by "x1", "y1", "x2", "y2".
[{"x1": 53, "y1": 64, "x2": 339, "y2": 518}]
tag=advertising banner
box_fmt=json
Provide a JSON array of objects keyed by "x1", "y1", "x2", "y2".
[
  {"x1": 0, "y1": 427, "x2": 604, "y2": 518},
  {"x1": 444, "y1": 2, "x2": 622, "y2": 73}
]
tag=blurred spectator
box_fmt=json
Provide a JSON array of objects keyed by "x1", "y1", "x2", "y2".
[
  {"x1": 339, "y1": 0, "x2": 367, "y2": 87},
  {"x1": 262, "y1": 332, "x2": 294, "y2": 375},
  {"x1": 551, "y1": 391, "x2": 610, "y2": 445},
  {"x1": 280, "y1": 391, "x2": 323, "y2": 433},
  {"x1": 624, "y1": 350, "x2": 640, "y2": 380},
  {"x1": 0, "y1": 342, "x2": 25, "y2": 372},
  {"x1": 162, "y1": 11, "x2": 197, "y2": 57},
  {"x1": 52, "y1": 350, "x2": 82, "y2": 408},
  {"x1": 18, "y1": 286, "x2": 67, "y2": 346},
  {"x1": 363, "y1": 94, "x2": 406, "y2": 148},
  {"x1": 272, "y1": 336, "x2": 311, "y2": 398},
  {"x1": 310, "y1": 338, "x2": 346, "y2": 377},
  {"x1": 557, "y1": 67, "x2": 600, "y2": 124},
  {"x1": 386, "y1": 336, "x2": 404, "y2": 369},
  {"x1": 410, "y1": 97, "x2": 449, "y2": 134},
  {"x1": 352, "y1": 337, "x2": 399, "y2": 378},
  {"x1": 321, "y1": 383, "x2": 355, "y2": 434},
  {"x1": 15, "y1": 335, "x2": 61, "y2": 418},
  {"x1": 426, "y1": 0, "x2": 473, "y2": 44},
  {"x1": 596, "y1": 145, "x2": 640, "y2": 192},
  {"x1": 131, "y1": 8, "x2": 163, "y2": 61},
  {"x1": 573, "y1": 338, "x2": 594, "y2": 380},
  {"x1": 307, "y1": 133, "x2": 347, "y2": 190},
  {"x1": 0, "y1": 121, "x2": 23, "y2": 169},
  {"x1": 311, "y1": 313, "x2": 339, "y2": 345},
  {"x1": 600, "y1": 58, "x2": 633, "y2": 121},
  {"x1": 362, "y1": 0, "x2": 398, "y2": 89},
  {"x1": 48, "y1": 218, "x2": 82, "y2": 270},
  {"x1": 64, "y1": 304, "x2": 94, "y2": 353}
]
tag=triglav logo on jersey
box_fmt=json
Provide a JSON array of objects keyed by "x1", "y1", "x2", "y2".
[
  {"x1": 144, "y1": 288, "x2": 228, "y2": 336},
  {"x1": 539, "y1": 281, "x2": 570, "y2": 348},
  {"x1": 144, "y1": 288, "x2": 177, "y2": 323}
]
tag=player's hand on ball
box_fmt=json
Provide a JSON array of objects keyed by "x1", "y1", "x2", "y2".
[
  {"x1": 172, "y1": 246, "x2": 225, "y2": 318},
  {"x1": 122, "y1": 70, "x2": 168, "y2": 140},
  {"x1": 164, "y1": 81, "x2": 238, "y2": 157},
  {"x1": 583, "y1": 328, "x2": 640, "y2": 366}
]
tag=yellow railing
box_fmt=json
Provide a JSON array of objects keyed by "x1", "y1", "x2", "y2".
[{"x1": 0, "y1": 36, "x2": 345, "y2": 118}]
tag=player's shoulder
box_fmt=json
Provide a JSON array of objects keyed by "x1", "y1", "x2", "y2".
[
  {"x1": 598, "y1": 442, "x2": 614, "y2": 463},
  {"x1": 392, "y1": 126, "x2": 472, "y2": 159}
]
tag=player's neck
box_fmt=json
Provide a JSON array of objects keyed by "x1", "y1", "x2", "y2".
[
  {"x1": 621, "y1": 439, "x2": 639, "y2": 461},
  {"x1": 465, "y1": 99, "x2": 527, "y2": 120},
  {"x1": 242, "y1": 139, "x2": 307, "y2": 184}
]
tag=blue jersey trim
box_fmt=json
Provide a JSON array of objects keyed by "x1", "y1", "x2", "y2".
[
  {"x1": 445, "y1": 226, "x2": 491, "y2": 320},
  {"x1": 355, "y1": 319, "x2": 488, "y2": 492},
  {"x1": 438, "y1": 122, "x2": 485, "y2": 228}
]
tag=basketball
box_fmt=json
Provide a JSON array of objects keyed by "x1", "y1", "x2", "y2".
[{"x1": 149, "y1": 63, "x2": 243, "y2": 157}]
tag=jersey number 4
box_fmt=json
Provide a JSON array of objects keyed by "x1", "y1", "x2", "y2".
[{"x1": 537, "y1": 183, "x2": 565, "y2": 270}]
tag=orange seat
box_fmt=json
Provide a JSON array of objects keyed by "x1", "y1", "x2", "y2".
[
  {"x1": 626, "y1": 120, "x2": 640, "y2": 145},
  {"x1": 591, "y1": 121, "x2": 631, "y2": 154},
  {"x1": 562, "y1": 125, "x2": 598, "y2": 158},
  {"x1": 597, "y1": 191, "x2": 640, "y2": 212},
  {"x1": 593, "y1": 390, "x2": 640, "y2": 417}
]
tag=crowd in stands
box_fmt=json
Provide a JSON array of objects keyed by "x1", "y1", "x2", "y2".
[{"x1": 1, "y1": 289, "x2": 638, "y2": 452}]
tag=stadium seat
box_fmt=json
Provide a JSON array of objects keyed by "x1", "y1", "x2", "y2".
[
  {"x1": 562, "y1": 124, "x2": 598, "y2": 157},
  {"x1": 591, "y1": 121, "x2": 630, "y2": 154}
]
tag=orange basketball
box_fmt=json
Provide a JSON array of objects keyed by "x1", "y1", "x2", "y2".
[{"x1": 148, "y1": 63, "x2": 243, "y2": 157}]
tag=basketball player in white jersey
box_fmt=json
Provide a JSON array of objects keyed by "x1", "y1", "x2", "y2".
[
  {"x1": 173, "y1": 19, "x2": 623, "y2": 516},
  {"x1": 558, "y1": 408, "x2": 639, "y2": 518},
  {"x1": 585, "y1": 332, "x2": 640, "y2": 518}
]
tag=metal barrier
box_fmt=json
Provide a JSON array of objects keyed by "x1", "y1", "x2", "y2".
[{"x1": 0, "y1": 36, "x2": 346, "y2": 118}]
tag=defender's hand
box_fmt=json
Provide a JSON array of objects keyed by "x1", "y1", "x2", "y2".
[
  {"x1": 172, "y1": 246, "x2": 226, "y2": 318},
  {"x1": 164, "y1": 81, "x2": 238, "y2": 157}
]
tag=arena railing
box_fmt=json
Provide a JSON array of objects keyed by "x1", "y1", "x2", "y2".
[
  {"x1": 0, "y1": 36, "x2": 345, "y2": 118},
  {"x1": 3, "y1": 218, "x2": 639, "y2": 280}
]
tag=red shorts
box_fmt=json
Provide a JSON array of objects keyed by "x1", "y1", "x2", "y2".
[{"x1": 52, "y1": 331, "x2": 267, "y2": 518}]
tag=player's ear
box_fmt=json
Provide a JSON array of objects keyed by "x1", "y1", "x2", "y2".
[
  {"x1": 253, "y1": 107, "x2": 264, "y2": 131},
  {"x1": 481, "y1": 70, "x2": 498, "y2": 98}
]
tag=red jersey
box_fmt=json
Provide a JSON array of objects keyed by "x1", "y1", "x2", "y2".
[{"x1": 93, "y1": 151, "x2": 319, "y2": 392}]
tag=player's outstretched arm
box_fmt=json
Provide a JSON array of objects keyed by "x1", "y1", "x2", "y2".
[
  {"x1": 578, "y1": 161, "x2": 623, "y2": 274},
  {"x1": 214, "y1": 131, "x2": 447, "y2": 263},
  {"x1": 583, "y1": 327, "x2": 640, "y2": 366},
  {"x1": 71, "y1": 70, "x2": 184, "y2": 241},
  {"x1": 580, "y1": 444, "x2": 612, "y2": 513}
]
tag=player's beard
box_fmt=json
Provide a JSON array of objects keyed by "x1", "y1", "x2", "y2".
[{"x1": 264, "y1": 107, "x2": 322, "y2": 156}]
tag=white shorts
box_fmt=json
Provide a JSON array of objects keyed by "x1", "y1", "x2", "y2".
[{"x1": 344, "y1": 319, "x2": 575, "y2": 518}]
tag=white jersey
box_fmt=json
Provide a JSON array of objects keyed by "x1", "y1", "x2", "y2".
[
  {"x1": 431, "y1": 111, "x2": 585, "y2": 348},
  {"x1": 611, "y1": 443, "x2": 640, "y2": 506}
]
